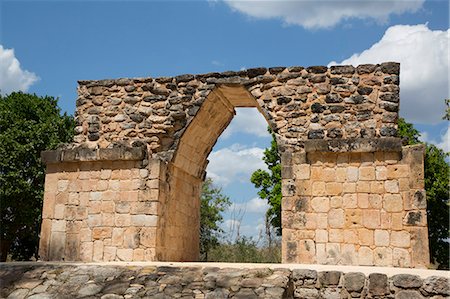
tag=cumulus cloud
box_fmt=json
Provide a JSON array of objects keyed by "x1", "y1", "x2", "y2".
[
  {"x1": 420, "y1": 126, "x2": 450, "y2": 152},
  {"x1": 329, "y1": 24, "x2": 449, "y2": 124},
  {"x1": 0, "y1": 45, "x2": 38, "y2": 95},
  {"x1": 224, "y1": 0, "x2": 424, "y2": 29},
  {"x1": 221, "y1": 108, "x2": 271, "y2": 139},
  {"x1": 231, "y1": 197, "x2": 270, "y2": 214},
  {"x1": 207, "y1": 143, "x2": 267, "y2": 186}
]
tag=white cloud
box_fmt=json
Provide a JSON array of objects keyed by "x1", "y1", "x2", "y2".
[
  {"x1": 221, "y1": 108, "x2": 271, "y2": 139},
  {"x1": 231, "y1": 197, "x2": 270, "y2": 214},
  {"x1": 207, "y1": 144, "x2": 267, "y2": 186},
  {"x1": 329, "y1": 24, "x2": 449, "y2": 124},
  {"x1": 224, "y1": 0, "x2": 424, "y2": 29},
  {"x1": 420, "y1": 126, "x2": 450, "y2": 152},
  {"x1": 0, "y1": 45, "x2": 38, "y2": 95}
]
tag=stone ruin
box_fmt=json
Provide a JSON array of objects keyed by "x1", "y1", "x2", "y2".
[{"x1": 39, "y1": 63, "x2": 430, "y2": 267}]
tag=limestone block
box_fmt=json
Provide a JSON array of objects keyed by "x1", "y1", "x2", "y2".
[
  {"x1": 391, "y1": 231, "x2": 411, "y2": 248},
  {"x1": 311, "y1": 197, "x2": 330, "y2": 212},
  {"x1": 374, "y1": 230, "x2": 390, "y2": 246},
  {"x1": 373, "y1": 247, "x2": 393, "y2": 266},
  {"x1": 359, "y1": 166, "x2": 375, "y2": 180},
  {"x1": 383, "y1": 194, "x2": 403, "y2": 212},
  {"x1": 358, "y1": 228, "x2": 373, "y2": 246},
  {"x1": 358, "y1": 246, "x2": 373, "y2": 266},
  {"x1": 328, "y1": 209, "x2": 345, "y2": 228},
  {"x1": 393, "y1": 248, "x2": 411, "y2": 267},
  {"x1": 116, "y1": 248, "x2": 133, "y2": 261}
]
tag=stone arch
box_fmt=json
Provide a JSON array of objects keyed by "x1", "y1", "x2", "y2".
[
  {"x1": 158, "y1": 84, "x2": 277, "y2": 261},
  {"x1": 39, "y1": 64, "x2": 430, "y2": 268}
]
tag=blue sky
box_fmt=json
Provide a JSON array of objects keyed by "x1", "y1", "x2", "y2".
[{"x1": 1, "y1": 0, "x2": 448, "y2": 239}]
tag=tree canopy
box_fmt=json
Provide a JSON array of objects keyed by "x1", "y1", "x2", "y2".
[
  {"x1": 199, "y1": 178, "x2": 231, "y2": 261},
  {"x1": 0, "y1": 92, "x2": 74, "y2": 261},
  {"x1": 250, "y1": 129, "x2": 282, "y2": 235}
]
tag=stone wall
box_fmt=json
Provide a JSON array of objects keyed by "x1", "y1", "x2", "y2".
[
  {"x1": 282, "y1": 144, "x2": 429, "y2": 268},
  {"x1": 1, "y1": 263, "x2": 448, "y2": 299},
  {"x1": 39, "y1": 63, "x2": 430, "y2": 266}
]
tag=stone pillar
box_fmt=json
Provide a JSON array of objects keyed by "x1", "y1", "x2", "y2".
[
  {"x1": 282, "y1": 139, "x2": 429, "y2": 268},
  {"x1": 39, "y1": 146, "x2": 163, "y2": 262}
]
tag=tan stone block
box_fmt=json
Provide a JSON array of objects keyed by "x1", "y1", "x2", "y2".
[
  {"x1": 363, "y1": 210, "x2": 380, "y2": 229},
  {"x1": 68, "y1": 193, "x2": 79, "y2": 205},
  {"x1": 341, "y1": 244, "x2": 357, "y2": 265},
  {"x1": 392, "y1": 212, "x2": 403, "y2": 230},
  {"x1": 359, "y1": 166, "x2": 375, "y2": 180},
  {"x1": 347, "y1": 167, "x2": 359, "y2": 182},
  {"x1": 101, "y1": 213, "x2": 114, "y2": 226},
  {"x1": 79, "y1": 228, "x2": 92, "y2": 242},
  {"x1": 356, "y1": 181, "x2": 370, "y2": 193},
  {"x1": 329, "y1": 229, "x2": 343, "y2": 243},
  {"x1": 383, "y1": 194, "x2": 403, "y2": 212},
  {"x1": 296, "y1": 180, "x2": 312, "y2": 196},
  {"x1": 297, "y1": 240, "x2": 316, "y2": 264},
  {"x1": 311, "y1": 197, "x2": 330, "y2": 212},
  {"x1": 358, "y1": 228, "x2": 373, "y2": 245},
  {"x1": 312, "y1": 181, "x2": 326, "y2": 196},
  {"x1": 131, "y1": 201, "x2": 158, "y2": 215},
  {"x1": 380, "y1": 211, "x2": 392, "y2": 229},
  {"x1": 305, "y1": 213, "x2": 317, "y2": 229},
  {"x1": 124, "y1": 227, "x2": 140, "y2": 249},
  {"x1": 133, "y1": 248, "x2": 145, "y2": 261},
  {"x1": 316, "y1": 243, "x2": 327, "y2": 264},
  {"x1": 51, "y1": 220, "x2": 66, "y2": 232},
  {"x1": 387, "y1": 164, "x2": 409, "y2": 179},
  {"x1": 38, "y1": 219, "x2": 52, "y2": 259},
  {"x1": 111, "y1": 169, "x2": 121, "y2": 180},
  {"x1": 402, "y1": 191, "x2": 414, "y2": 210},
  {"x1": 325, "y1": 243, "x2": 341, "y2": 264},
  {"x1": 116, "y1": 248, "x2": 133, "y2": 261},
  {"x1": 92, "y1": 227, "x2": 112, "y2": 240},
  {"x1": 294, "y1": 164, "x2": 311, "y2": 180},
  {"x1": 374, "y1": 247, "x2": 393, "y2": 266},
  {"x1": 374, "y1": 230, "x2": 390, "y2": 246},
  {"x1": 335, "y1": 168, "x2": 346, "y2": 183},
  {"x1": 391, "y1": 231, "x2": 410, "y2": 248},
  {"x1": 55, "y1": 192, "x2": 69, "y2": 205},
  {"x1": 140, "y1": 227, "x2": 157, "y2": 247},
  {"x1": 316, "y1": 213, "x2": 328, "y2": 229},
  {"x1": 115, "y1": 214, "x2": 131, "y2": 227},
  {"x1": 80, "y1": 242, "x2": 93, "y2": 262},
  {"x1": 120, "y1": 191, "x2": 139, "y2": 202},
  {"x1": 329, "y1": 209, "x2": 345, "y2": 228},
  {"x1": 369, "y1": 194, "x2": 382, "y2": 209},
  {"x1": 131, "y1": 215, "x2": 158, "y2": 227},
  {"x1": 376, "y1": 166, "x2": 387, "y2": 180},
  {"x1": 398, "y1": 178, "x2": 410, "y2": 191},
  {"x1": 78, "y1": 171, "x2": 90, "y2": 180},
  {"x1": 139, "y1": 169, "x2": 149, "y2": 178},
  {"x1": 330, "y1": 196, "x2": 342, "y2": 208},
  {"x1": 385, "y1": 151, "x2": 401, "y2": 164},
  {"x1": 103, "y1": 246, "x2": 116, "y2": 261},
  {"x1": 358, "y1": 246, "x2": 373, "y2": 266},
  {"x1": 144, "y1": 248, "x2": 156, "y2": 261},
  {"x1": 349, "y1": 153, "x2": 361, "y2": 166},
  {"x1": 410, "y1": 227, "x2": 430, "y2": 268},
  {"x1": 315, "y1": 229, "x2": 328, "y2": 243},
  {"x1": 42, "y1": 192, "x2": 56, "y2": 219},
  {"x1": 57, "y1": 180, "x2": 69, "y2": 192},
  {"x1": 323, "y1": 168, "x2": 336, "y2": 182},
  {"x1": 112, "y1": 228, "x2": 124, "y2": 246},
  {"x1": 345, "y1": 209, "x2": 362, "y2": 228},
  {"x1": 146, "y1": 179, "x2": 159, "y2": 189},
  {"x1": 393, "y1": 248, "x2": 411, "y2": 267},
  {"x1": 79, "y1": 192, "x2": 89, "y2": 206},
  {"x1": 114, "y1": 203, "x2": 130, "y2": 215},
  {"x1": 44, "y1": 174, "x2": 58, "y2": 193},
  {"x1": 337, "y1": 153, "x2": 349, "y2": 165},
  {"x1": 357, "y1": 193, "x2": 369, "y2": 208},
  {"x1": 89, "y1": 201, "x2": 102, "y2": 214},
  {"x1": 100, "y1": 169, "x2": 112, "y2": 180},
  {"x1": 93, "y1": 240, "x2": 104, "y2": 262},
  {"x1": 298, "y1": 230, "x2": 315, "y2": 239},
  {"x1": 344, "y1": 229, "x2": 358, "y2": 244},
  {"x1": 96, "y1": 180, "x2": 108, "y2": 191},
  {"x1": 109, "y1": 180, "x2": 120, "y2": 191},
  {"x1": 343, "y1": 194, "x2": 357, "y2": 209},
  {"x1": 54, "y1": 204, "x2": 65, "y2": 219},
  {"x1": 326, "y1": 182, "x2": 342, "y2": 196},
  {"x1": 385, "y1": 180, "x2": 399, "y2": 193},
  {"x1": 370, "y1": 181, "x2": 384, "y2": 194},
  {"x1": 343, "y1": 183, "x2": 356, "y2": 193},
  {"x1": 101, "y1": 201, "x2": 114, "y2": 213}
]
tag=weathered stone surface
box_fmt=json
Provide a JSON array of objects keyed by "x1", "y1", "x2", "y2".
[
  {"x1": 344, "y1": 272, "x2": 365, "y2": 292},
  {"x1": 369, "y1": 273, "x2": 389, "y2": 296},
  {"x1": 393, "y1": 274, "x2": 423, "y2": 288}
]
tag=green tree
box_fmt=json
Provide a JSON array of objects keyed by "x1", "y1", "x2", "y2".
[
  {"x1": 0, "y1": 92, "x2": 74, "y2": 261},
  {"x1": 250, "y1": 129, "x2": 282, "y2": 235},
  {"x1": 199, "y1": 178, "x2": 231, "y2": 261}
]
